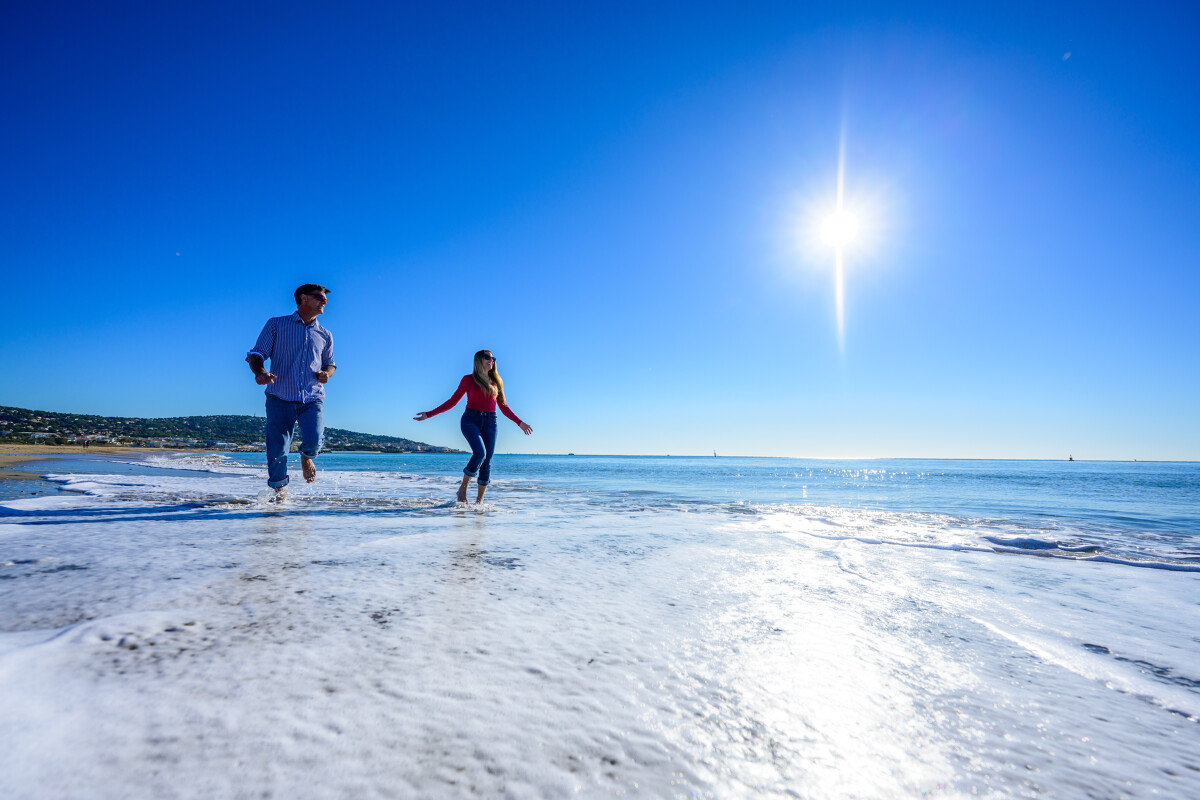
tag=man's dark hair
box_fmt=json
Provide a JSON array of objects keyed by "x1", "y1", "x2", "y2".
[{"x1": 295, "y1": 284, "x2": 331, "y2": 306}]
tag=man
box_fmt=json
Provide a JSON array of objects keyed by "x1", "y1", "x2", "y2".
[{"x1": 246, "y1": 284, "x2": 336, "y2": 498}]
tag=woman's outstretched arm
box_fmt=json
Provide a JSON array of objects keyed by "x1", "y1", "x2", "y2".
[
  {"x1": 498, "y1": 403, "x2": 533, "y2": 435},
  {"x1": 414, "y1": 376, "x2": 469, "y2": 421}
]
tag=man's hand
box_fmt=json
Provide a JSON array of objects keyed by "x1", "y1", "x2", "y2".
[
  {"x1": 247, "y1": 355, "x2": 275, "y2": 385},
  {"x1": 316, "y1": 369, "x2": 330, "y2": 384}
]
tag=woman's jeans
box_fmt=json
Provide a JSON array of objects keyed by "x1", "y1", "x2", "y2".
[
  {"x1": 460, "y1": 409, "x2": 497, "y2": 486},
  {"x1": 265, "y1": 394, "x2": 324, "y2": 489}
]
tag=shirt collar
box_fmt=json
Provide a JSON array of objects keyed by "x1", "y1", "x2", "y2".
[{"x1": 290, "y1": 311, "x2": 318, "y2": 328}]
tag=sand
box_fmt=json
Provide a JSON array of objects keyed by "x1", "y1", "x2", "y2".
[{"x1": 0, "y1": 446, "x2": 181, "y2": 481}]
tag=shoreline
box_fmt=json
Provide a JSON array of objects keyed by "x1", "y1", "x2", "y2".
[
  {"x1": 0, "y1": 444, "x2": 185, "y2": 456},
  {"x1": 0, "y1": 446, "x2": 451, "y2": 482},
  {"x1": 7, "y1": 444, "x2": 1178, "y2": 462},
  {"x1": 0, "y1": 445, "x2": 185, "y2": 482}
]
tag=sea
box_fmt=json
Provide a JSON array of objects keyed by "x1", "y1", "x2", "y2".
[{"x1": 1, "y1": 452, "x2": 1198, "y2": 799}]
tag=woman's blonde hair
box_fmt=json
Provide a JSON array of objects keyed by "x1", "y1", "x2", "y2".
[{"x1": 472, "y1": 350, "x2": 506, "y2": 405}]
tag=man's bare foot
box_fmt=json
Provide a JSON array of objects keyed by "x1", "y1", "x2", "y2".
[
  {"x1": 301, "y1": 456, "x2": 317, "y2": 483},
  {"x1": 272, "y1": 487, "x2": 289, "y2": 502}
]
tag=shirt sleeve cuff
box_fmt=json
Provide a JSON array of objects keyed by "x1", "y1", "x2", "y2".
[{"x1": 246, "y1": 351, "x2": 266, "y2": 361}]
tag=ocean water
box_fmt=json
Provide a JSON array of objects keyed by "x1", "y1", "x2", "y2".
[{"x1": 1, "y1": 453, "x2": 1198, "y2": 798}]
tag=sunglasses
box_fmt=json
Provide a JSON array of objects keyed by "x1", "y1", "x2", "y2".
[
  {"x1": 307, "y1": 293, "x2": 328, "y2": 301},
  {"x1": 482, "y1": 354, "x2": 496, "y2": 361}
]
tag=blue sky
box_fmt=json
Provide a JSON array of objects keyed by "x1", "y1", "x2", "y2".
[{"x1": 3, "y1": 1, "x2": 1198, "y2": 459}]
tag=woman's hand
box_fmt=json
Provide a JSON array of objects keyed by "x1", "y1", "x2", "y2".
[
  {"x1": 413, "y1": 412, "x2": 429, "y2": 421},
  {"x1": 519, "y1": 423, "x2": 533, "y2": 435}
]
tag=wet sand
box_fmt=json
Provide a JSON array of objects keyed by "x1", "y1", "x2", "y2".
[{"x1": 0, "y1": 446, "x2": 181, "y2": 481}]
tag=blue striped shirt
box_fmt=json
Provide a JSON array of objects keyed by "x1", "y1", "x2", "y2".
[{"x1": 247, "y1": 312, "x2": 336, "y2": 403}]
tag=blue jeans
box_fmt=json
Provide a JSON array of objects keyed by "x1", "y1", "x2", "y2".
[
  {"x1": 265, "y1": 395, "x2": 324, "y2": 488},
  {"x1": 460, "y1": 409, "x2": 497, "y2": 486}
]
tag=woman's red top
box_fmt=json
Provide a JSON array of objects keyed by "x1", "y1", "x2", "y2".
[{"x1": 425, "y1": 375, "x2": 525, "y2": 426}]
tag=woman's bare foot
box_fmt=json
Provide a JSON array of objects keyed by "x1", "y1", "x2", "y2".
[
  {"x1": 476, "y1": 485, "x2": 487, "y2": 504},
  {"x1": 301, "y1": 456, "x2": 317, "y2": 483},
  {"x1": 456, "y1": 476, "x2": 470, "y2": 504}
]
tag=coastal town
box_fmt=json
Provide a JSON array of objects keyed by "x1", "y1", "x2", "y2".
[{"x1": 0, "y1": 405, "x2": 458, "y2": 453}]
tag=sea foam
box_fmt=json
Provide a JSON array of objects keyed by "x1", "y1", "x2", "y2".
[{"x1": 1, "y1": 455, "x2": 1198, "y2": 798}]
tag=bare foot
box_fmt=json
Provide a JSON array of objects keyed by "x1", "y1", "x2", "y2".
[
  {"x1": 476, "y1": 486, "x2": 487, "y2": 504},
  {"x1": 272, "y1": 487, "x2": 289, "y2": 502},
  {"x1": 301, "y1": 456, "x2": 317, "y2": 483},
  {"x1": 456, "y1": 484, "x2": 469, "y2": 504}
]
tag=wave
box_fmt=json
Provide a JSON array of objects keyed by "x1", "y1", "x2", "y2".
[
  {"x1": 7, "y1": 458, "x2": 1197, "y2": 572},
  {"x1": 753, "y1": 504, "x2": 1200, "y2": 572}
]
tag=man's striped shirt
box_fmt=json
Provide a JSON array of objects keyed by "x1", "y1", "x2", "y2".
[{"x1": 247, "y1": 311, "x2": 336, "y2": 403}]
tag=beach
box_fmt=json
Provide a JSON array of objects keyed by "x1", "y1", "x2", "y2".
[
  {"x1": 0, "y1": 446, "x2": 185, "y2": 498},
  {"x1": 1, "y1": 452, "x2": 1198, "y2": 798},
  {"x1": 0, "y1": 445, "x2": 183, "y2": 477},
  {"x1": 6, "y1": 2, "x2": 1199, "y2": 796},
  {"x1": 0, "y1": 443, "x2": 174, "y2": 457}
]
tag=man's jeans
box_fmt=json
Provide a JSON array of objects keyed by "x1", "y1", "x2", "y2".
[{"x1": 265, "y1": 394, "x2": 324, "y2": 488}]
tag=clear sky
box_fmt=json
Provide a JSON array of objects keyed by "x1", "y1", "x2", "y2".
[{"x1": 3, "y1": 1, "x2": 1198, "y2": 459}]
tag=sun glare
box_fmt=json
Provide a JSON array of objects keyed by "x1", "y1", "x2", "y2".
[
  {"x1": 793, "y1": 124, "x2": 886, "y2": 353},
  {"x1": 821, "y1": 210, "x2": 859, "y2": 248}
]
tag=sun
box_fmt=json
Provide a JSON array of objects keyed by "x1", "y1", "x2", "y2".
[{"x1": 821, "y1": 209, "x2": 859, "y2": 248}]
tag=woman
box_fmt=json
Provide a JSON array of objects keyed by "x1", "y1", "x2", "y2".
[{"x1": 414, "y1": 350, "x2": 533, "y2": 504}]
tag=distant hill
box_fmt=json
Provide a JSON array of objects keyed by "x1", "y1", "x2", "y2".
[{"x1": 0, "y1": 405, "x2": 461, "y2": 453}]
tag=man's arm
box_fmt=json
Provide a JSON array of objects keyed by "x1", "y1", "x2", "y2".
[
  {"x1": 247, "y1": 354, "x2": 277, "y2": 385},
  {"x1": 317, "y1": 332, "x2": 336, "y2": 384},
  {"x1": 247, "y1": 318, "x2": 278, "y2": 385}
]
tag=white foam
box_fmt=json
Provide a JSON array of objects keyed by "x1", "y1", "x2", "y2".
[{"x1": 1, "y1": 465, "x2": 1198, "y2": 798}]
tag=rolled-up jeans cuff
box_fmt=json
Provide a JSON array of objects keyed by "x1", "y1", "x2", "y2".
[
  {"x1": 268, "y1": 475, "x2": 290, "y2": 489},
  {"x1": 462, "y1": 467, "x2": 478, "y2": 477}
]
